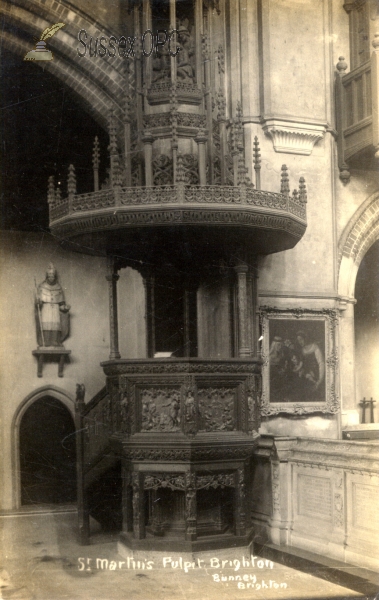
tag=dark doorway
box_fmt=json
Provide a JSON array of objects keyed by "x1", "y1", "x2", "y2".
[
  {"x1": 355, "y1": 239, "x2": 379, "y2": 412},
  {"x1": 20, "y1": 396, "x2": 77, "y2": 505}
]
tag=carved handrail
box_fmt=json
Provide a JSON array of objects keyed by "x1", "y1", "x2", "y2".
[
  {"x1": 81, "y1": 385, "x2": 108, "y2": 417},
  {"x1": 76, "y1": 384, "x2": 114, "y2": 545},
  {"x1": 75, "y1": 385, "x2": 113, "y2": 469},
  {"x1": 49, "y1": 184, "x2": 306, "y2": 223}
]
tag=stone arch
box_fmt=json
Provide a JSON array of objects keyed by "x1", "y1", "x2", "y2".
[
  {"x1": 337, "y1": 191, "x2": 379, "y2": 420},
  {"x1": 2, "y1": 0, "x2": 127, "y2": 129},
  {"x1": 11, "y1": 386, "x2": 75, "y2": 509},
  {"x1": 338, "y1": 191, "x2": 379, "y2": 298}
]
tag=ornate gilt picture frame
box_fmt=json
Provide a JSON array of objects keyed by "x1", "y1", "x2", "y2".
[{"x1": 259, "y1": 307, "x2": 339, "y2": 415}]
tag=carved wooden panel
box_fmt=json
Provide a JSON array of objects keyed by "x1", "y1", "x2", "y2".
[
  {"x1": 144, "y1": 474, "x2": 186, "y2": 490},
  {"x1": 196, "y1": 473, "x2": 235, "y2": 489},
  {"x1": 139, "y1": 386, "x2": 182, "y2": 432},
  {"x1": 83, "y1": 392, "x2": 112, "y2": 466},
  {"x1": 197, "y1": 386, "x2": 236, "y2": 431}
]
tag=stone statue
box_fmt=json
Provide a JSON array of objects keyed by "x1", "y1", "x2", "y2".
[
  {"x1": 152, "y1": 34, "x2": 170, "y2": 83},
  {"x1": 35, "y1": 263, "x2": 70, "y2": 347},
  {"x1": 177, "y1": 22, "x2": 195, "y2": 83}
]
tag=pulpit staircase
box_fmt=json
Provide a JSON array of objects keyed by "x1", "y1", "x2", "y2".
[{"x1": 75, "y1": 386, "x2": 122, "y2": 542}]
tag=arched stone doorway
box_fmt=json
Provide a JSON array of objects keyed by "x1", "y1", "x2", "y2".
[
  {"x1": 19, "y1": 395, "x2": 76, "y2": 505},
  {"x1": 338, "y1": 191, "x2": 379, "y2": 424},
  {"x1": 354, "y1": 240, "x2": 379, "y2": 420}
]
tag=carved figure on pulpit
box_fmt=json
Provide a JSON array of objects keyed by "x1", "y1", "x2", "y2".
[
  {"x1": 35, "y1": 264, "x2": 70, "y2": 347},
  {"x1": 177, "y1": 22, "x2": 195, "y2": 82},
  {"x1": 152, "y1": 34, "x2": 170, "y2": 83},
  {"x1": 163, "y1": 394, "x2": 180, "y2": 428},
  {"x1": 186, "y1": 489, "x2": 196, "y2": 518},
  {"x1": 185, "y1": 391, "x2": 195, "y2": 420},
  {"x1": 142, "y1": 400, "x2": 157, "y2": 430}
]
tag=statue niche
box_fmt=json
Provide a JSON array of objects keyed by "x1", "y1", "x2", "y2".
[
  {"x1": 35, "y1": 263, "x2": 70, "y2": 348},
  {"x1": 152, "y1": 33, "x2": 171, "y2": 83},
  {"x1": 176, "y1": 20, "x2": 195, "y2": 83}
]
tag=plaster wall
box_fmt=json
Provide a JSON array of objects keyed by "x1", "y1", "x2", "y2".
[
  {"x1": 71, "y1": 0, "x2": 122, "y2": 33},
  {"x1": 249, "y1": 129, "x2": 337, "y2": 295},
  {"x1": 0, "y1": 231, "x2": 143, "y2": 511},
  {"x1": 259, "y1": 0, "x2": 335, "y2": 122}
]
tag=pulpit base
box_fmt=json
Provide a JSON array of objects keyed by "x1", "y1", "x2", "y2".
[{"x1": 118, "y1": 530, "x2": 254, "y2": 554}]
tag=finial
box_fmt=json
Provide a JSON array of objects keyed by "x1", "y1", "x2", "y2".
[
  {"x1": 292, "y1": 189, "x2": 299, "y2": 202},
  {"x1": 298, "y1": 177, "x2": 307, "y2": 203},
  {"x1": 202, "y1": 34, "x2": 209, "y2": 60},
  {"x1": 237, "y1": 153, "x2": 247, "y2": 185},
  {"x1": 217, "y1": 44, "x2": 224, "y2": 75},
  {"x1": 112, "y1": 154, "x2": 121, "y2": 187},
  {"x1": 47, "y1": 175, "x2": 55, "y2": 204},
  {"x1": 236, "y1": 103, "x2": 244, "y2": 149},
  {"x1": 217, "y1": 89, "x2": 226, "y2": 120},
  {"x1": 253, "y1": 136, "x2": 261, "y2": 190},
  {"x1": 67, "y1": 164, "x2": 76, "y2": 195},
  {"x1": 108, "y1": 109, "x2": 118, "y2": 155},
  {"x1": 336, "y1": 56, "x2": 348, "y2": 74},
  {"x1": 176, "y1": 153, "x2": 185, "y2": 183},
  {"x1": 253, "y1": 136, "x2": 261, "y2": 168},
  {"x1": 280, "y1": 165, "x2": 290, "y2": 196},
  {"x1": 373, "y1": 33, "x2": 379, "y2": 50},
  {"x1": 124, "y1": 94, "x2": 131, "y2": 123},
  {"x1": 92, "y1": 136, "x2": 100, "y2": 170},
  {"x1": 55, "y1": 186, "x2": 62, "y2": 202}
]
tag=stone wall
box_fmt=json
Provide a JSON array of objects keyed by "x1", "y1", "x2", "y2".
[
  {"x1": 0, "y1": 231, "x2": 144, "y2": 511},
  {"x1": 251, "y1": 436, "x2": 379, "y2": 571}
]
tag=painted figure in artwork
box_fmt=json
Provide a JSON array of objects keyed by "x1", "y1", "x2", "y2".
[
  {"x1": 35, "y1": 264, "x2": 70, "y2": 347},
  {"x1": 296, "y1": 330, "x2": 325, "y2": 394}
]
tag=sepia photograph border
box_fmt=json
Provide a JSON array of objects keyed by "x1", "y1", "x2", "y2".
[{"x1": 259, "y1": 307, "x2": 339, "y2": 416}]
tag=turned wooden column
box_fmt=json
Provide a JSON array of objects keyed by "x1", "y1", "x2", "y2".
[
  {"x1": 75, "y1": 387, "x2": 90, "y2": 545},
  {"x1": 234, "y1": 263, "x2": 250, "y2": 357},
  {"x1": 235, "y1": 465, "x2": 247, "y2": 537},
  {"x1": 195, "y1": 129, "x2": 208, "y2": 185},
  {"x1": 246, "y1": 272, "x2": 253, "y2": 358},
  {"x1": 143, "y1": 274, "x2": 155, "y2": 358},
  {"x1": 106, "y1": 257, "x2": 121, "y2": 360},
  {"x1": 123, "y1": 97, "x2": 132, "y2": 187},
  {"x1": 247, "y1": 267, "x2": 259, "y2": 356},
  {"x1": 185, "y1": 471, "x2": 197, "y2": 541},
  {"x1": 122, "y1": 465, "x2": 133, "y2": 533},
  {"x1": 132, "y1": 472, "x2": 145, "y2": 539},
  {"x1": 142, "y1": 131, "x2": 154, "y2": 186}
]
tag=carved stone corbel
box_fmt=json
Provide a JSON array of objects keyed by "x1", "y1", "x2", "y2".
[{"x1": 262, "y1": 118, "x2": 327, "y2": 156}]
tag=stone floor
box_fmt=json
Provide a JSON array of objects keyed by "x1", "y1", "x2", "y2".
[{"x1": 0, "y1": 509, "x2": 376, "y2": 600}]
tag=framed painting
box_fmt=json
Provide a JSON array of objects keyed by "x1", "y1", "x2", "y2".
[{"x1": 259, "y1": 307, "x2": 339, "y2": 415}]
